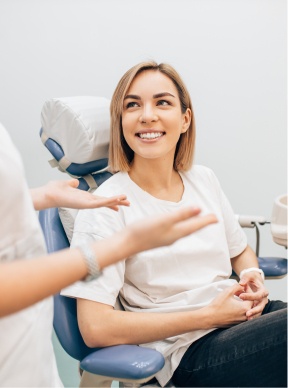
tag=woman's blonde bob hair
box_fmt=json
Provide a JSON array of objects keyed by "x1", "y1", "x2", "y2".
[{"x1": 109, "y1": 61, "x2": 196, "y2": 172}]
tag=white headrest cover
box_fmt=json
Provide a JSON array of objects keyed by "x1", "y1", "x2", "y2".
[{"x1": 41, "y1": 96, "x2": 110, "y2": 163}]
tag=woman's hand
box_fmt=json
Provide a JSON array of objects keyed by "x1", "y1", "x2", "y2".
[
  {"x1": 30, "y1": 179, "x2": 130, "y2": 211},
  {"x1": 207, "y1": 284, "x2": 253, "y2": 328},
  {"x1": 238, "y1": 272, "x2": 269, "y2": 320}
]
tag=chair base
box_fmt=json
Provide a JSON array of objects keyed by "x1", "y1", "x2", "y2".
[
  {"x1": 80, "y1": 371, "x2": 112, "y2": 387},
  {"x1": 80, "y1": 370, "x2": 161, "y2": 387}
]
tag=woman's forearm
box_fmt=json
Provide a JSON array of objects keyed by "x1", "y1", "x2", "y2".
[
  {"x1": 77, "y1": 284, "x2": 252, "y2": 348},
  {"x1": 230, "y1": 244, "x2": 259, "y2": 276},
  {"x1": 78, "y1": 303, "x2": 214, "y2": 347}
]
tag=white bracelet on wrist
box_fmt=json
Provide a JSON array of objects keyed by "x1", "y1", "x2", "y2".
[
  {"x1": 78, "y1": 245, "x2": 102, "y2": 282},
  {"x1": 239, "y1": 267, "x2": 265, "y2": 281}
]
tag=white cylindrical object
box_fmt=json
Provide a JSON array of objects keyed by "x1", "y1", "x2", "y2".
[{"x1": 271, "y1": 194, "x2": 288, "y2": 248}]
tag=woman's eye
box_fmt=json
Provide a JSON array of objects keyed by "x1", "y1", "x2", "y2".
[
  {"x1": 126, "y1": 101, "x2": 139, "y2": 109},
  {"x1": 157, "y1": 100, "x2": 170, "y2": 106}
]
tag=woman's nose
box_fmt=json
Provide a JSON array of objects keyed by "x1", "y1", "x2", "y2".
[{"x1": 139, "y1": 105, "x2": 158, "y2": 123}]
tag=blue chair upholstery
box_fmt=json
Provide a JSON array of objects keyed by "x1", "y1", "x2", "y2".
[
  {"x1": 257, "y1": 257, "x2": 287, "y2": 278},
  {"x1": 39, "y1": 207, "x2": 165, "y2": 387}
]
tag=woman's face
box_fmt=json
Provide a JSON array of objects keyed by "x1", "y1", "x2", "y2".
[{"x1": 121, "y1": 70, "x2": 191, "y2": 165}]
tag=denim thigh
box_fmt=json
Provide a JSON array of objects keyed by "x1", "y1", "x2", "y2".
[{"x1": 172, "y1": 300, "x2": 287, "y2": 387}]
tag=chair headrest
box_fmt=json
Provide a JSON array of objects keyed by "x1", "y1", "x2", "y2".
[{"x1": 40, "y1": 96, "x2": 111, "y2": 178}]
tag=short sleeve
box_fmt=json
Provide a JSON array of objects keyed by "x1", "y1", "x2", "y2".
[
  {"x1": 61, "y1": 261, "x2": 125, "y2": 307},
  {"x1": 61, "y1": 196, "x2": 127, "y2": 306}
]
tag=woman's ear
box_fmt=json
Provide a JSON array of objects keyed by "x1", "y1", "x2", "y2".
[{"x1": 181, "y1": 108, "x2": 192, "y2": 133}]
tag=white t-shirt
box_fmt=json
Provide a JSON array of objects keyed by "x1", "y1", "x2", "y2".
[
  {"x1": 0, "y1": 124, "x2": 62, "y2": 387},
  {"x1": 62, "y1": 168, "x2": 247, "y2": 387}
]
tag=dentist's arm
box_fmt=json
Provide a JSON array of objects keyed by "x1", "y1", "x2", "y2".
[{"x1": 0, "y1": 207, "x2": 216, "y2": 317}]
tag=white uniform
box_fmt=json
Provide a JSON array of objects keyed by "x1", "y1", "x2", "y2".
[
  {"x1": 62, "y1": 167, "x2": 247, "y2": 387},
  {"x1": 0, "y1": 124, "x2": 62, "y2": 387}
]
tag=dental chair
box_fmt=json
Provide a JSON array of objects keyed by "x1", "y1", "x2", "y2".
[
  {"x1": 39, "y1": 96, "x2": 165, "y2": 388},
  {"x1": 39, "y1": 96, "x2": 287, "y2": 388}
]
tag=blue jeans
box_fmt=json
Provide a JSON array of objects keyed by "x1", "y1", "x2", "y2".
[{"x1": 172, "y1": 300, "x2": 287, "y2": 387}]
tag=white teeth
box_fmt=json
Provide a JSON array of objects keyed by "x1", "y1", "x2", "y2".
[{"x1": 138, "y1": 132, "x2": 163, "y2": 139}]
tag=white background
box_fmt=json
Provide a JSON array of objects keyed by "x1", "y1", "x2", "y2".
[{"x1": 0, "y1": 0, "x2": 286, "y2": 301}]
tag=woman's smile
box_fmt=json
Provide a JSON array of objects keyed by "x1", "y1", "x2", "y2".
[{"x1": 136, "y1": 130, "x2": 166, "y2": 141}]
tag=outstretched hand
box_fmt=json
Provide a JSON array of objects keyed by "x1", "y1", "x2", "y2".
[
  {"x1": 126, "y1": 207, "x2": 218, "y2": 254},
  {"x1": 31, "y1": 179, "x2": 130, "y2": 211}
]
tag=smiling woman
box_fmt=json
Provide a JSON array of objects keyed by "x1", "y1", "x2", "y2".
[
  {"x1": 62, "y1": 61, "x2": 287, "y2": 388},
  {"x1": 109, "y1": 62, "x2": 195, "y2": 174},
  {"x1": 119, "y1": 70, "x2": 191, "y2": 202}
]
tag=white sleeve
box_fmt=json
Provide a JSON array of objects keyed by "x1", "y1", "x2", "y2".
[
  {"x1": 207, "y1": 168, "x2": 247, "y2": 258},
  {"x1": 61, "y1": 205, "x2": 126, "y2": 306}
]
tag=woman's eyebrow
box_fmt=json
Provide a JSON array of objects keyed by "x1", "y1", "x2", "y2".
[
  {"x1": 124, "y1": 92, "x2": 175, "y2": 100},
  {"x1": 124, "y1": 94, "x2": 141, "y2": 100},
  {"x1": 153, "y1": 92, "x2": 175, "y2": 99}
]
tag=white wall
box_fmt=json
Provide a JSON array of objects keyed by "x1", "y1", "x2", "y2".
[{"x1": 0, "y1": 0, "x2": 286, "y2": 299}]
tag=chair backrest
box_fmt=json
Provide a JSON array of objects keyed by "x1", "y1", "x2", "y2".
[
  {"x1": 39, "y1": 96, "x2": 113, "y2": 360},
  {"x1": 39, "y1": 96, "x2": 145, "y2": 367}
]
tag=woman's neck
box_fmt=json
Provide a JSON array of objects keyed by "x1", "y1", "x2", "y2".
[{"x1": 128, "y1": 158, "x2": 184, "y2": 202}]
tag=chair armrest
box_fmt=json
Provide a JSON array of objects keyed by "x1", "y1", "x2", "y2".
[
  {"x1": 232, "y1": 257, "x2": 287, "y2": 279},
  {"x1": 80, "y1": 344, "x2": 165, "y2": 381},
  {"x1": 258, "y1": 257, "x2": 287, "y2": 278}
]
